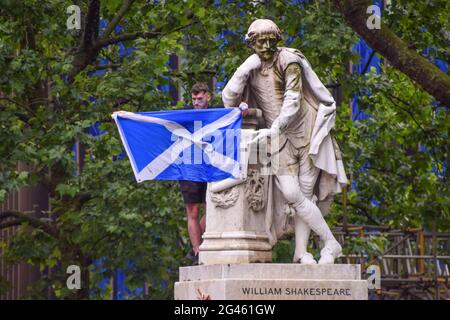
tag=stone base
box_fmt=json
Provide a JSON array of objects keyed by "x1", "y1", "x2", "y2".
[
  {"x1": 175, "y1": 264, "x2": 368, "y2": 300},
  {"x1": 199, "y1": 250, "x2": 272, "y2": 265}
]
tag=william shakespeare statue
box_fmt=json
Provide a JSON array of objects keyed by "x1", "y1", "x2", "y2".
[{"x1": 222, "y1": 19, "x2": 348, "y2": 264}]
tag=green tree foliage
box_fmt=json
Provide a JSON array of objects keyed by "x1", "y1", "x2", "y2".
[{"x1": 0, "y1": 0, "x2": 448, "y2": 299}]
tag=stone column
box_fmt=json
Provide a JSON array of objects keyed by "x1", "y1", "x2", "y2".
[{"x1": 199, "y1": 109, "x2": 273, "y2": 264}]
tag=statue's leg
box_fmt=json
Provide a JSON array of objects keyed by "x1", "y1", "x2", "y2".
[
  {"x1": 293, "y1": 147, "x2": 321, "y2": 264},
  {"x1": 277, "y1": 142, "x2": 318, "y2": 264},
  {"x1": 275, "y1": 175, "x2": 342, "y2": 264},
  {"x1": 293, "y1": 217, "x2": 315, "y2": 264}
]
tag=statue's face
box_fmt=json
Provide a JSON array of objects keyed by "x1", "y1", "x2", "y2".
[{"x1": 252, "y1": 33, "x2": 278, "y2": 61}]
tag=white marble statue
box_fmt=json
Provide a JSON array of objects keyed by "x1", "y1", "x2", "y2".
[{"x1": 221, "y1": 19, "x2": 348, "y2": 264}]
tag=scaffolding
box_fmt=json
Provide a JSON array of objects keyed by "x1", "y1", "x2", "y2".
[{"x1": 328, "y1": 225, "x2": 450, "y2": 300}]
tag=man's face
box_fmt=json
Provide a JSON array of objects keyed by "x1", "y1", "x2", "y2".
[
  {"x1": 252, "y1": 33, "x2": 278, "y2": 61},
  {"x1": 192, "y1": 91, "x2": 210, "y2": 109}
]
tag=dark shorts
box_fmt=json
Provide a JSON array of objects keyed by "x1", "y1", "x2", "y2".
[{"x1": 179, "y1": 180, "x2": 207, "y2": 204}]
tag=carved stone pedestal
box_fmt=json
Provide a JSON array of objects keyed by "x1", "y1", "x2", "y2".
[
  {"x1": 198, "y1": 172, "x2": 272, "y2": 264},
  {"x1": 174, "y1": 264, "x2": 368, "y2": 300},
  {"x1": 199, "y1": 127, "x2": 272, "y2": 265}
]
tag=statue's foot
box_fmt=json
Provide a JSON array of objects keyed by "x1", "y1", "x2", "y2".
[
  {"x1": 293, "y1": 252, "x2": 317, "y2": 265},
  {"x1": 318, "y1": 240, "x2": 342, "y2": 265}
]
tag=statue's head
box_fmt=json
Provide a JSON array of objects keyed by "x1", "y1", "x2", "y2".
[{"x1": 245, "y1": 19, "x2": 281, "y2": 61}]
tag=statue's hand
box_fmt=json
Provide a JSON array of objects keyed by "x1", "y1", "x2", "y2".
[
  {"x1": 249, "y1": 128, "x2": 277, "y2": 145},
  {"x1": 240, "y1": 54, "x2": 261, "y2": 73}
]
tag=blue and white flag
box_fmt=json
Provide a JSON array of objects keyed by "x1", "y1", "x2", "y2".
[{"x1": 112, "y1": 108, "x2": 242, "y2": 183}]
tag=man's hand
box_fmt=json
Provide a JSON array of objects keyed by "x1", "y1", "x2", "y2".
[
  {"x1": 239, "y1": 102, "x2": 249, "y2": 117},
  {"x1": 196, "y1": 288, "x2": 211, "y2": 300},
  {"x1": 112, "y1": 110, "x2": 133, "y2": 117},
  {"x1": 240, "y1": 54, "x2": 261, "y2": 73}
]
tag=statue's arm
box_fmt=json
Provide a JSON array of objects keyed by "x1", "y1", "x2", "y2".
[
  {"x1": 271, "y1": 63, "x2": 302, "y2": 133},
  {"x1": 222, "y1": 54, "x2": 261, "y2": 108}
]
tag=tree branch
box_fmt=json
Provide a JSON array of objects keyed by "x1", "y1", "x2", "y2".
[
  {"x1": 333, "y1": 0, "x2": 450, "y2": 107},
  {"x1": 92, "y1": 63, "x2": 122, "y2": 71},
  {"x1": 361, "y1": 49, "x2": 376, "y2": 75},
  {"x1": 81, "y1": 0, "x2": 100, "y2": 49},
  {"x1": 68, "y1": 8, "x2": 196, "y2": 84},
  {"x1": 0, "y1": 210, "x2": 58, "y2": 238},
  {"x1": 102, "y1": 0, "x2": 136, "y2": 39},
  {"x1": 384, "y1": 92, "x2": 444, "y2": 176},
  {"x1": 386, "y1": 93, "x2": 441, "y2": 141},
  {"x1": 335, "y1": 200, "x2": 381, "y2": 225},
  {"x1": 68, "y1": 0, "x2": 101, "y2": 83},
  {"x1": 94, "y1": 20, "x2": 198, "y2": 49},
  {"x1": 0, "y1": 219, "x2": 27, "y2": 230},
  {"x1": 94, "y1": 30, "x2": 162, "y2": 48}
]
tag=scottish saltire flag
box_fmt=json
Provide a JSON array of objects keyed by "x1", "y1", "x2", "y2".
[{"x1": 112, "y1": 108, "x2": 242, "y2": 183}]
